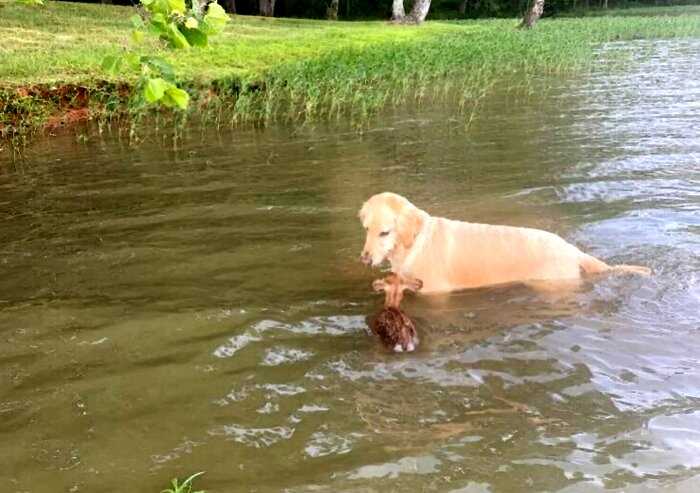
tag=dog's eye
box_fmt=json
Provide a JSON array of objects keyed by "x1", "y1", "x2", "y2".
[{"x1": 379, "y1": 231, "x2": 390, "y2": 237}]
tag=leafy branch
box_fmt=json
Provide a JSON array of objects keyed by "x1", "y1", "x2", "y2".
[{"x1": 101, "y1": 0, "x2": 229, "y2": 110}]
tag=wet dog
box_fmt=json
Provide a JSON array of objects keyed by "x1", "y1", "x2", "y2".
[{"x1": 359, "y1": 192, "x2": 651, "y2": 293}]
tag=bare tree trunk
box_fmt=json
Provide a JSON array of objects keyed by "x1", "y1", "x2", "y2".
[
  {"x1": 259, "y1": 0, "x2": 275, "y2": 16},
  {"x1": 458, "y1": 0, "x2": 468, "y2": 14},
  {"x1": 602, "y1": 0, "x2": 608, "y2": 8},
  {"x1": 391, "y1": 0, "x2": 405, "y2": 21},
  {"x1": 222, "y1": 0, "x2": 236, "y2": 14},
  {"x1": 520, "y1": 0, "x2": 544, "y2": 29},
  {"x1": 407, "y1": 0, "x2": 431, "y2": 23},
  {"x1": 326, "y1": 0, "x2": 339, "y2": 19}
]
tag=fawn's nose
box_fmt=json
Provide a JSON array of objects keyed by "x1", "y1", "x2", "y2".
[{"x1": 360, "y1": 251, "x2": 371, "y2": 265}]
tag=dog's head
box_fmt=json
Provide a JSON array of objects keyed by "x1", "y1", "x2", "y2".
[{"x1": 359, "y1": 192, "x2": 425, "y2": 267}]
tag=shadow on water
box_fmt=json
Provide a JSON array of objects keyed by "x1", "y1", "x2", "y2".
[{"x1": 1, "y1": 39, "x2": 699, "y2": 492}]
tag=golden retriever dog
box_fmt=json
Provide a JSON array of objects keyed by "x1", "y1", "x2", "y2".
[{"x1": 359, "y1": 192, "x2": 650, "y2": 294}]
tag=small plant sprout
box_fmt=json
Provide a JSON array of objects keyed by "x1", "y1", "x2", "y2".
[{"x1": 161, "y1": 471, "x2": 206, "y2": 493}]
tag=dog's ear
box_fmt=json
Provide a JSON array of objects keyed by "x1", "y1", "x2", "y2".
[
  {"x1": 358, "y1": 200, "x2": 372, "y2": 223},
  {"x1": 396, "y1": 206, "x2": 424, "y2": 250},
  {"x1": 372, "y1": 279, "x2": 387, "y2": 292}
]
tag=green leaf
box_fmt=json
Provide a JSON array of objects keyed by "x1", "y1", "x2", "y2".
[
  {"x1": 101, "y1": 55, "x2": 123, "y2": 75},
  {"x1": 203, "y1": 2, "x2": 229, "y2": 34},
  {"x1": 124, "y1": 52, "x2": 141, "y2": 69},
  {"x1": 148, "y1": 0, "x2": 172, "y2": 16},
  {"x1": 131, "y1": 29, "x2": 145, "y2": 44},
  {"x1": 140, "y1": 55, "x2": 175, "y2": 80},
  {"x1": 162, "y1": 87, "x2": 190, "y2": 110},
  {"x1": 166, "y1": 23, "x2": 190, "y2": 49},
  {"x1": 167, "y1": 0, "x2": 186, "y2": 13},
  {"x1": 150, "y1": 13, "x2": 168, "y2": 31},
  {"x1": 184, "y1": 17, "x2": 199, "y2": 29},
  {"x1": 181, "y1": 26, "x2": 208, "y2": 48},
  {"x1": 143, "y1": 77, "x2": 168, "y2": 103},
  {"x1": 130, "y1": 14, "x2": 145, "y2": 29}
]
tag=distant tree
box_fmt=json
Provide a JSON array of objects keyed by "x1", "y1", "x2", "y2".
[
  {"x1": 391, "y1": 0, "x2": 405, "y2": 20},
  {"x1": 458, "y1": 0, "x2": 467, "y2": 15},
  {"x1": 520, "y1": 0, "x2": 544, "y2": 28},
  {"x1": 326, "y1": 0, "x2": 339, "y2": 19},
  {"x1": 392, "y1": 0, "x2": 431, "y2": 23},
  {"x1": 221, "y1": 0, "x2": 236, "y2": 13},
  {"x1": 408, "y1": 0, "x2": 431, "y2": 22},
  {"x1": 259, "y1": 0, "x2": 274, "y2": 16}
]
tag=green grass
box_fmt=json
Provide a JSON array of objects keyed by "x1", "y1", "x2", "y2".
[
  {"x1": 2, "y1": 2, "x2": 699, "y2": 87},
  {"x1": 1, "y1": 2, "x2": 699, "y2": 138},
  {"x1": 0, "y1": 2, "x2": 481, "y2": 86}
]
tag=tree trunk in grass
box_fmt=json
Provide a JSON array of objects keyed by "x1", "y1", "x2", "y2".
[
  {"x1": 458, "y1": 0, "x2": 467, "y2": 15},
  {"x1": 259, "y1": 0, "x2": 275, "y2": 16},
  {"x1": 407, "y1": 0, "x2": 431, "y2": 23},
  {"x1": 391, "y1": 0, "x2": 405, "y2": 21},
  {"x1": 222, "y1": 0, "x2": 236, "y2": 14},
  {"x1": 520, "y1": 0, "x2": 544, "y2": 29},
  {"x1": 327, "y1": 0, "x2": 339, "y2": 19}
]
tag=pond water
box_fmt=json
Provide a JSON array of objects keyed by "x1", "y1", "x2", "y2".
[{"x1": 1, "y1": 38, "x2": 699, "y2": 493}]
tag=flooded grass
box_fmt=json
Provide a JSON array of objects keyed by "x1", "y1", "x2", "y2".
[
  {"x1": 233, "y1": 13, "x2": 700, "y2": 124},
  {"x1": 1, "y1": 2, "x2": 699, "y2": 142},
  {"x1": 558, "y1": 4, "x2": 700, "y2": 17}
]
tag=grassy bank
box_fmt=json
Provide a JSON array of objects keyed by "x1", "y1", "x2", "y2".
[{"x1": 1, "y1": 2, "x2": 700, "y2": 141}]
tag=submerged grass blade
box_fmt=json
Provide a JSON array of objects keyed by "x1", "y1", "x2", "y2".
[{"x1": 161, "y1": 471, "x2": 206, "y2": 493}]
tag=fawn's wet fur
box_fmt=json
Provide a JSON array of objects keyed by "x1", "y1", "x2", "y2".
[{"x1": 370, "y1": 273, "x2": 422, "y2": 352}]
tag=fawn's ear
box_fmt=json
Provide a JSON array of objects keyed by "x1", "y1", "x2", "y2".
[
  {"x1": 403, "y1": 278, "x2": 423, "y2": 293},
  {"x1": 372, "y1": 279, "x2": 387, "y2": 292}
]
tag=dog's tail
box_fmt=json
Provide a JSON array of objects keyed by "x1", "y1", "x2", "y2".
[
  {"x1": 579, "y1": 254, "x2": 651, "y2": 277},
  {"x1": 607, "y1": 264, "x2": 652, "y2": 276}
]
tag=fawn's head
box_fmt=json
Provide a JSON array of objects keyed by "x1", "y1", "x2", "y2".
[{"x1": 372, "y1": 273, "x2": 423, "y2": 308}]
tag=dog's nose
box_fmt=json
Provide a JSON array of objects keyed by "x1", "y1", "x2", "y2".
[{"x1": 360, "y1": 252, "x2": 371, "y2": 265}]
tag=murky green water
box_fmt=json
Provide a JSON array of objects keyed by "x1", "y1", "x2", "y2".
[{"x1": 1, "y1": 39, "x2": 699, "y2": 492}]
